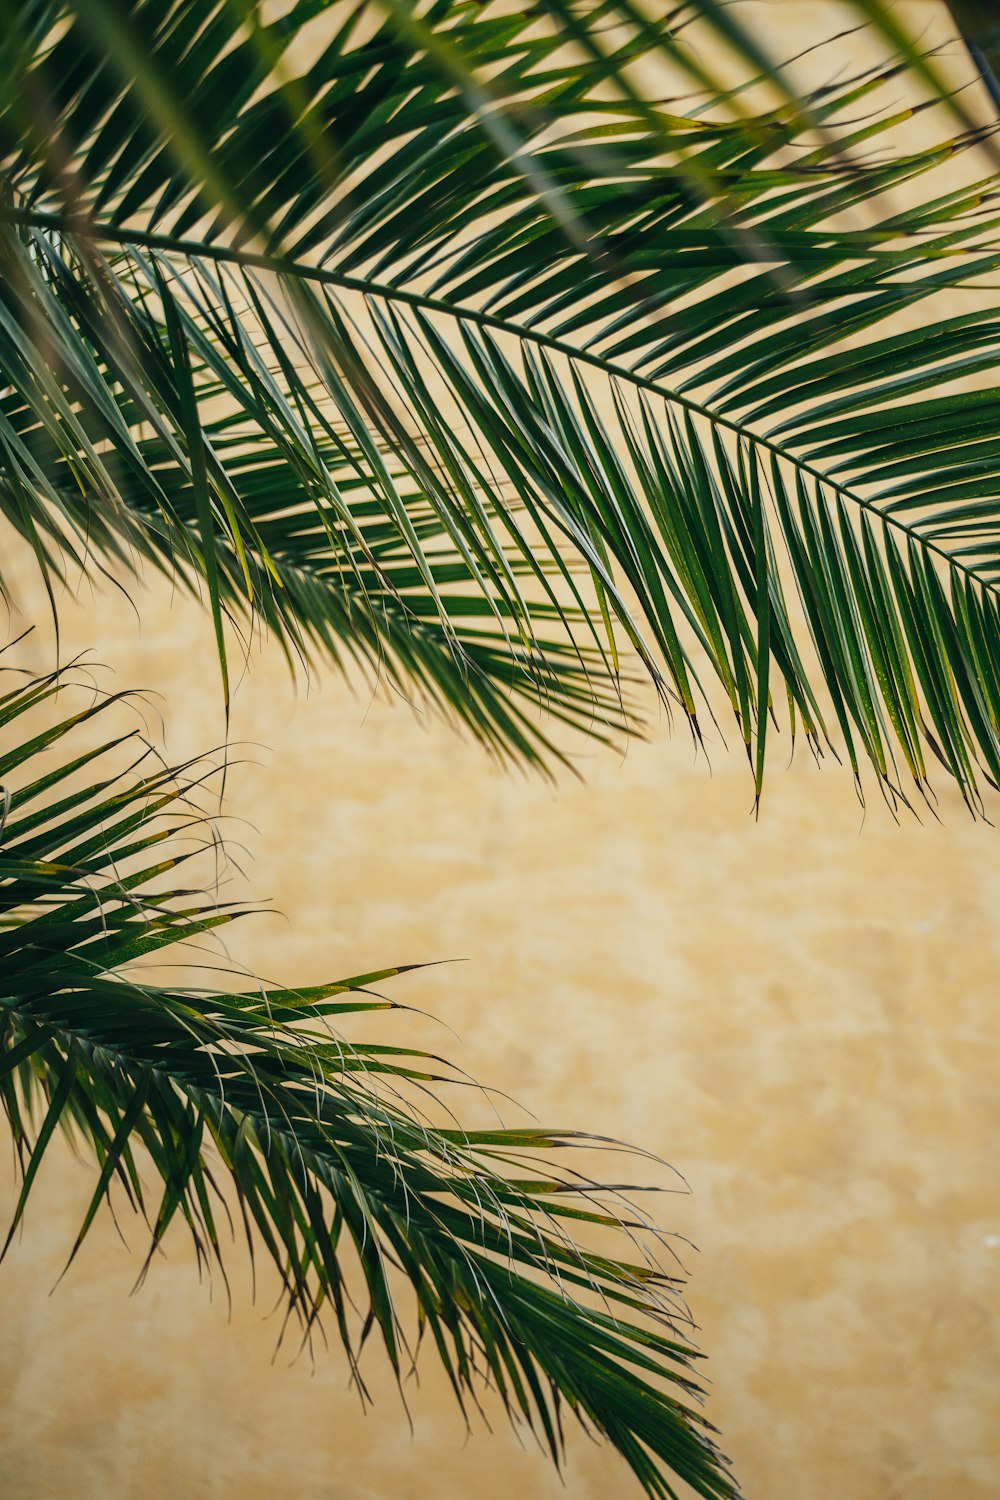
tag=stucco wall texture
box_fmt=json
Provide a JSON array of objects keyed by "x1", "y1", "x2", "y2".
[{"x1": 3, "y1": 5, "x2": 1000, "y2": 1499}]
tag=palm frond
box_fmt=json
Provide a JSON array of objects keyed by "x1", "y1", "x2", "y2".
[
  {"x1": 947, "y1": 1, "x2": 1000, "y2": 109},
  {"x1": 5, "y1": 0, "x2": 1000, "y2": 811},
  {"x1": 0, "y1": 656, "x2": 737, "y2": 1500}
]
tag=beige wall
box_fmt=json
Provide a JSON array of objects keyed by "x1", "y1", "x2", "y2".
[{"x1": 3, "y1": 7, "x2": 1000, "y2": 1500}]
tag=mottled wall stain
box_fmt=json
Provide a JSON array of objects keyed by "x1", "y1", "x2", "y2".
[{"x1": 3, "y1": 6, "x2": 1000, "y2": 1499}]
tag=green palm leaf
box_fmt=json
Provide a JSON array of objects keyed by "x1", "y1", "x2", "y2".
[
  {"x1": 0, "y1": 655, "x2": 736, "y2": 1500},
  {"x1": 4, "y1": 2, "x2": 1000, "y2": 808}
]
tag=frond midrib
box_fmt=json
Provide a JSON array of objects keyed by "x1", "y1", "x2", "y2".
[{"x1": 5, "y1": 202, "x2": 991, "y2": 608}]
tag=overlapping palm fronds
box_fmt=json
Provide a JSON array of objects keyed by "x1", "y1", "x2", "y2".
[
  {"x1": 6, "y1": 1, "x2": 1000, "y2": 1490},
  {"x1": 0, "y1": 657, "x2": 737, "y2": 1499},
  {"x1": 5, "y1": 2, "x2": 1000, "y2": 809}
]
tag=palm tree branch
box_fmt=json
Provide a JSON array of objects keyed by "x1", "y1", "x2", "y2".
[
  {"x1": 0, "y1": 660, "x2": 736, "y2": 1499},
  {"x1": 6, "y1": 7, "x2": 1000, "y2": 810},
  {"x1": 8, "y1": 153, "x2": 1000, "y2": 801}
]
